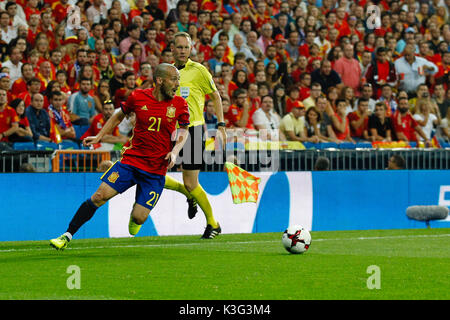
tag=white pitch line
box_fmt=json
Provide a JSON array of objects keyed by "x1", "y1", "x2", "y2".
[{"x1": 0, "y1": 233, "x2": 449, "y2": 253}]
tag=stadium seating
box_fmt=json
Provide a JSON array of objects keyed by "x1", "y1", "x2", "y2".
[
  {"x1": 300, "y1": 142, "x2": 312, "y2": 149},
  {"x1": 73, "y1": 125, "x2": 90, "y2": 140},
  {"x1": 12, "y1": 142, "x2": 36, "y2": 150},
  {"x1": 338, "y1": 142, "x2": 357, "y2": 150},
  {"x1": 355, "y1": 142, "x2": 373, "y2": 149},
  {"x1": 58, "y1": 140, "x2": 80, "y2": 150},
  {"x1": 318, "y1": 142, "x2": 339, "y2": 149},
  {"x1": 35, "y1": 142, "x2": 59, "y2": 151}
]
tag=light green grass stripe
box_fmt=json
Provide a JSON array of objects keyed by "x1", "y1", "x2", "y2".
[{"x1": 1, "y1": 233, "x2": 449, "y2": 253}]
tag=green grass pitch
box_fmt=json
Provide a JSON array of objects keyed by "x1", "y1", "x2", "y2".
[{"x1": 0, "y1": 228, "x2": 449, "y2": 300}]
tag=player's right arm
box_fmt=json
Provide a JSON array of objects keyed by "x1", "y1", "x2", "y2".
[{"x1": 83, "y1": 109, "x2": 126, "y2": 146}]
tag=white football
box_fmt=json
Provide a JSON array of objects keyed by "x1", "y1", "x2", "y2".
[{"x1": 282, "y1": 225, "x2": 312, "y2": 254}]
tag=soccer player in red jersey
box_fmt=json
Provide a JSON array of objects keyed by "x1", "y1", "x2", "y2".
[{"x1": 49, "y1": 63, "x2": 190, "y2": 250}]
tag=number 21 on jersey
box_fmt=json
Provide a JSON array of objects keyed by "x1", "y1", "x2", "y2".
[
  {"x1": 146, "y1": 191, "x2": 160, "y2": 207},
  {"x1": 148, "y1": 117, "x2": 161, "y2": 132}
]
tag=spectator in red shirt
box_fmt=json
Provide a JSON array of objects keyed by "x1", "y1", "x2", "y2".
[
  {"x1": 365, "y1": 47, "x2": 397, "y2": 99},
  {"x1": 285, "y1": 86, "x2": 301, "y2": 113},
  {"x1": 375, "y1": 12, "x2": 392, "y2": 37},
  {"x1": 26, "y1": 13, "x2": 41, "y2": 47},
  {"x1": 247, "y1": 83, "x2": 261, "y2": 125},
  {"x1": 52, "y1": 0, "x2": 70, "y2": 24},
  {"x1": 254, "y1": 2, "x2": 271, "y2": 32},
  {"x1": 334, "y1": 7, "x2": 351, "y2": 39},
  {"x1": 114, "y1": 71, "x2": 136, "y2": 109},
  {"x1": 0, "y1": 73, "x2": 13, "y2": 104},
  {"x1": 16, "y1": 77, "x2": 42, "y2": 108},
  {"x1": 8, "y1": 98, "x2": 33, "y2": 142},
  {"x1": 298, "y1": 73, "x2": 311, "y2": 101},
  {"x1": 24, "y1": 0, "x2": 40, "y2": 20},
  {"x1": 331, "y1": 99, "x2": 355, "y2": 143},
  {"x1": 298, "y1": 30, "x2": 315, "y2": 58},
  {"x1": 224, "y1": 88, "x2": 251, "y2": 129},
  {"x1": 81, "y1": 100, "x2": 127, "y2": 149},
  {"x1": 348, "y1": 98, "x2": 370, "y2": 141},
  {"x1": 0, "y1": 88, "x2": 19, "y2": 142},
  {"x1": 364, "y1": 33, "x2": 376, "y2": 53},
  {"x1": 392, "y1": 97, "x2": 430, "y2": 144},
  {"x1": 128, "y1": 0, "x2": 148, "y2": 23},
  {"x1": 143, "y1": 27, "x2": 163, "y2": 58},
  {"x1": 195, "y1": 28, "x2": 214, "y2": 62}
]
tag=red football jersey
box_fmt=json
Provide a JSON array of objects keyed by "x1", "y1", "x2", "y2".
[
  {"x1": 81, "y1": 113, "x2": 120, "y2": 140},
  {"x1": 0, "y1": 106, "x2": 19, "y2": 142},
  {"x1": 391, "y1": 111, "x2": 419, "y2": 142},
  {"x1": 121, "y1": 88, "x2": 190, "y2": 175}
]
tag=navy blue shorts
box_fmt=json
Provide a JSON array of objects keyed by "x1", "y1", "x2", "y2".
[{"x1": 101, "y1": 161, "x2": 165, "y2": 210}]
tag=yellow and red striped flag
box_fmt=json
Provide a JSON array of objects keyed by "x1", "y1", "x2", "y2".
[
  {"x1": 431, "y1": 136, "x2": 441, "y2": 148},
  {"x1": 225, "y1": 162, "x2": 261, "y2": 204}
]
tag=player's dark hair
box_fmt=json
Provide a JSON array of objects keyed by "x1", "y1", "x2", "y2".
[
  {"x1": 27, "y1": 77, "x2": 41, "y2": 86},
  {"x1": 5, "y1": 1, "x2": 17, "y2": 11},
  {"x1": 232, "y1": 88, "x2": 247, "y2": 99},
  {"x1": 358, "y1": 97, "x2": 369, "y2": 106},
  {"x1": 127, "y1": 23, "x2": 140, "y2": 33},
  {"x1": 21, "y1": 63, "x2": 32, "y2": 73},
  {"x1": 79, "y1": 77, "x2": 92, "y2": 84},
  {"x1": 391, "y1": 154, "x2": 406, "y2": 169},
  {"x1": 50, "y1": 91, "x2": 64, "y2": 99},
  {"x1": 311, "y1": 82, "x2": 321, "y2": 89},
  {"x1": 314, "y1": 156, "x2": 330, "y2": 171},
  {"x1": 122, "y1": 70, "x2": 135, "y2": 81},
  {"x1": 261, "y1": 94, "x2": 273, "y2": 103},
  {"x1": 375, "y1": 102, "x2": 386, "y2": 109}
]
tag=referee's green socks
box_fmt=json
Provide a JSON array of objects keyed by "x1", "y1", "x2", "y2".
[
  {"x1": 164, "y1": 175, "x2": 191, "y2": 198},
  {"x1": 190, "y1": 184, "x2": 218, "y2": 229},
  {"x1": 165, "y1": 175, "x2": 218, "y2": 228}
]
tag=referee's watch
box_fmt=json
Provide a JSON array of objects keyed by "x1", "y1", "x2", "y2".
[{"x1": 217, "y1": 122, "x2": 226, "y2": 128}]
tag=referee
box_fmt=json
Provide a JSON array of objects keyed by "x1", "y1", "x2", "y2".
[{"x1": 165, "y1": 32, "x2": 227, "y2": 239}]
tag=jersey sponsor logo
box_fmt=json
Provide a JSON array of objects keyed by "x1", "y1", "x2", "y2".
[
  {"x1": 107, "y1": 171, "x2": 120, "y2": 183},
  {"x1": 180, "y1": 87, "x2": 190, "y2": 99},
  {"x1": 142, "y1": 105, "x2": 148, "y2": 111}
]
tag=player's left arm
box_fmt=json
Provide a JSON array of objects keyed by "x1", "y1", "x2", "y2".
[
  {"x1": 209, "y1": 90, "x2": 227, "y2": 147},
  {"x1": 165, "y1": 125, "x2": 189, "y2": 169}
]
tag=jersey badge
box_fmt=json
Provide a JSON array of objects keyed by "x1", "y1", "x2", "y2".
[
  {"x1": 108, "y1": 171, "x2": 120, "y2": 183},
  {"x1": 166, "y1": 105, "x2": 176, "y2": 121}
]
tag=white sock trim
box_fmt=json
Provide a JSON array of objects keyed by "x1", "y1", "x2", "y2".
[{"x1": 63, "y1": 232, "x2": 73, "y2": 241}]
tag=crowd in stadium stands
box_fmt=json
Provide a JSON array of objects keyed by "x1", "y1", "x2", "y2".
[{"x1": 0, "y1": 0, "x2": 449, "y2": 151}]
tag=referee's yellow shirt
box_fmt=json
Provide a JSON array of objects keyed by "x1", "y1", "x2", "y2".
[{"x1": 176, "y1": 59, "x2": 217, "y2": 127}]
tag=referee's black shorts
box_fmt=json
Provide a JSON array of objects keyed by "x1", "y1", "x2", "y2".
[{"x1": 179, "y1": 125, "x2": 205, "y2": 171}]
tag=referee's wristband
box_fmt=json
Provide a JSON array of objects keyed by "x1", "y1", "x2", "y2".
[{"x1": 217, "y1": 122, "x2": 226, "y2": 128}]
